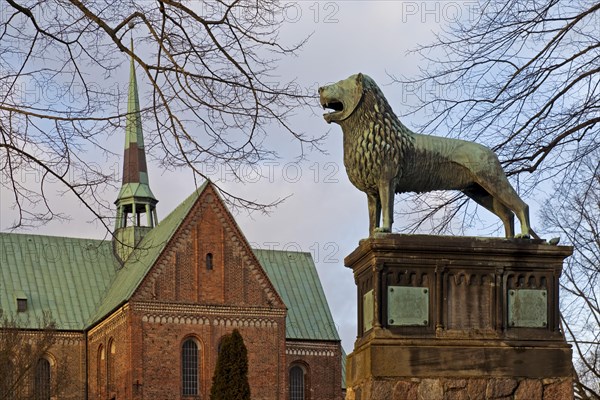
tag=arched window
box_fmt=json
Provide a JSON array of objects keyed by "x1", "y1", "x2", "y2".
[
  {"x1": 206, "y1": 253, "x2": 213, "y2": 270},
  {"x1": 182, "y1": 338, "x2": 199, "y2": 395},
  {"x1": 97, "y1": 345, "x2": 105, "y2": 396},
  {"x1": 289, "y1": 365, "x2": 305, "y2": 400},
  {"x1": 34, "y1": 358, "x2": 51, "y2": 400},
  {"x1": 107, "y1": 339, "x2": 116, "y2": 393}
]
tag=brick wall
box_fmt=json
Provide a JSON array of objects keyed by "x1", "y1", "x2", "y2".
[
  {"x1": 87, "y1": 307, "x2": 131, "y2": 400},
  {"x1": 286, "y1": 341, "x2": 343, "y2": 400},
  {"x1": 126, "y1": 185, "x2": 288, "y2": 399},
  {"x1": 133, "y1": 185, "x2": 284, "y2": 310},
  {"x1": 76, "y1": 184, "x2": 342, "y2": 399},
  {"x1": 8, "y1": 331, "x2": 85, "y2": 399},
  {"x1": 131, "y1": 309, "x2": 286, "y2": 399},
  {"x1": 28, "y1": 332, "x2": 86, "y2": 399}
]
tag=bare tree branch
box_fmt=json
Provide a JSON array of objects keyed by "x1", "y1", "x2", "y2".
[
  {"x1": 393, "y1": 2, "x2": 599, "y2": 396},
  {"x1": 391, "y1": 0, "x2": 599, "y2": 235},
  {"x1": 1, "y1": 0, "x2": 322, "y2": 229}
]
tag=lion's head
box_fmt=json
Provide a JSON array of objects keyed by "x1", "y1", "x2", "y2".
[
  {"x1": 319, "y1": 73, "x2": 390, "y2": 125},
  {"x1": 319, "y1": 73, "x2": 363, "y2": 124}
]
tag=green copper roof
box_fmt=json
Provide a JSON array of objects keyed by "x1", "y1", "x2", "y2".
[
  {"x1": 1, "y1": 183, "x2": 341, "y2": 344},
  {"x1": 126, "y1": 38, "x2": 144, "y2": 154},
  {"x1": 116, "y1": 39, "x2": 156, "y2": 204},
  {"x1": 116, "y1": 182, "x2": 157, "y2": 202},
  {"x1": 0, "y1": 233, "x2": 119, "y2": 330},
  {"x1": 0, "y1": 183, "x2": 205, "y2": 330},
  {"x1": 90, "y1": 182, "x2": 207, "y2": 324},
  {"x1": 254, "y1": 249, "x2": 340, "y2": 341}
]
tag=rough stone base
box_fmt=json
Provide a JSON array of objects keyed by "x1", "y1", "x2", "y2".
[
  {"x1": 344, "y1": 377, "x2": 573, "y2": 400},
  {"x1": 344, "y1": 235, "x2": 576, "y2": 400}
]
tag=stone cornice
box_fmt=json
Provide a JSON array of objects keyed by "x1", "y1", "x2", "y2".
[
  {"x1": 141, "y1": 313, "x2": 281, "y2": 330},
  {"x1": 0, "y1": 329, "x2": 84, "y2": 345},
  {"x1": 131, "y1": 300, "x2": 286, "y2": 319},
  {"x1": 88, "y1": 305, "x2": 129, "y2": 340},
  {"x1": 286, "y1": 341, "x2": 340, "y2": 357}
]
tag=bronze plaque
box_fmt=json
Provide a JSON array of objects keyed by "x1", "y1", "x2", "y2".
[
  {"x1": 388, "y1": 286, "x2": 429, "y2": 326},
  {"x1": 363, "y1": 289, "x2": 374, "y2": 332},
  {"x1": 508, "y1": 289, "x2": 547, "y2": 328}
]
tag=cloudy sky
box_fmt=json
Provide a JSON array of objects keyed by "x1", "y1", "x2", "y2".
[{"x1": 1, "y1": 1, "x2": 492, "y2": 352}]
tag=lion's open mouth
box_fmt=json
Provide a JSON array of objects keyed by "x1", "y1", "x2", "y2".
[
  {"x1": 322, "y1": 101, "x2": 343, "y2": 112},
  {"x1": 321, "y1": 100, "x2": 344, "y2": 123}
]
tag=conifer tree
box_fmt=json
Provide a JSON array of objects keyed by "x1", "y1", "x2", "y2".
[{"x1": 210, "y1": 329, "x2": 251, "y2": 400}]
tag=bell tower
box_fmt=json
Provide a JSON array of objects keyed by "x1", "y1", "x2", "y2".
[{"x1": 114, "y1": 39, "x2": 158, "y2": 263}]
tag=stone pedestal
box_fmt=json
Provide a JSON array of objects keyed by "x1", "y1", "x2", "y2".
[{"x1": 344, "y1": 235, "x2": 574, "y2": 400}]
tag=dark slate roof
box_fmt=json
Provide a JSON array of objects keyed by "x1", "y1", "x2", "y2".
[
  {"x1": 254, "y1": 249, "x2": 340, "y2": 342},
  {"x1": 1, "y1": 185, "x2": 340, "y2": 344}
]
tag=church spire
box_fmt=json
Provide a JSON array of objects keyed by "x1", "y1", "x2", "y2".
[{"x1": 114, "y1": 38, "x2": 158, "y2": 263}]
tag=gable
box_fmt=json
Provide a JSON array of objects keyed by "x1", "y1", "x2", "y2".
[
  {"x1": 87, "y1": 183, "x2": 209, "y2": 325},
  {"x1": 131, "y1": 183, "x2": 286, "y2": 310},
  {"x1": 2, "y1": 182, "x2": 342, "y2": 343}
]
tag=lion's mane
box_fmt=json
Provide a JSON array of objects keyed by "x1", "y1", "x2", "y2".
[{"x1": 338, "y1": 76, "x2": 415, "y2": 194}]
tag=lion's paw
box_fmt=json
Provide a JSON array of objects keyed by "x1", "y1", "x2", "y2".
[{"x1": 514, "y1": 233, "x2": 531, "y2": 239}]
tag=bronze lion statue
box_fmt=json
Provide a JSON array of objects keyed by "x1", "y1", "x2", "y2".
[{"x1": 319, "y1": 73, "x2": 536, "y2": 238}]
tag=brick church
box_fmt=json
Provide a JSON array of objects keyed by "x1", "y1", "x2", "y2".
[{"x1": 0, "y1": 49, "x2": 344, "y2": 400}]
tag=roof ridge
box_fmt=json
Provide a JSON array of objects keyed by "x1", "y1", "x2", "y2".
[
  {"x1": 86, "y1": 181, "x2": 209, "y2": 326},
  {"x1": 1, "y1": 232, "x2": 320, "y2": 255},
  {"x1": 0, "y1": 232, "x2": 108, "y2": 243},
  {"x1": 125, "y1": 183, "x2": 206, "y2": 262},
  {"x1": 253, "y1": 248, "x2": 313, "y2": 256}
]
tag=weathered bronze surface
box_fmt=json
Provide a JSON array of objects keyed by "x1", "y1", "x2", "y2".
[
  {"x1": 319, "y1": 74, "x2": 536, "y2": 238},
  {"x1": 508, "y1": 288, "x2": 548, "y2": 328},
  {"x1": 387, "y1": 286, "x2": 429, "y2": 326},
  {"x1": 363, "y1": 290, "x2": 373, "y2": 332}
]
